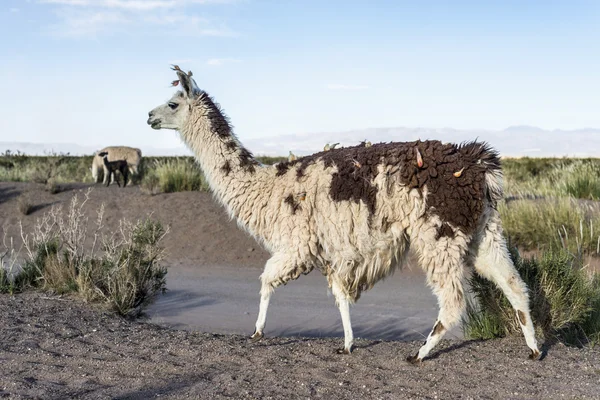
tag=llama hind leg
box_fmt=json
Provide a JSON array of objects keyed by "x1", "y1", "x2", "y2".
[
  {"x1": 330, "y1": 279, "x2": 354, "y2": 354},
  {"x1": 122, "y1": 169, "x2": 128, "y2": 187},
  {"x1": 407, "y1": 268, "x2": 466, "y2": 363},
  {"x1": 407, "y1": 235, "x2": 468, "y2": 363},
  {"x1": 474, "y1": 218, "x2": 540, "y2": 359},
  {"x1": 251, "y1": 254, "x2": 312, "y2": 341}
]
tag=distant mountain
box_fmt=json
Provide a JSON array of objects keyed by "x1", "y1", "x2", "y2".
[
  {"x1": 0, "y1": 142, "x2": 192, "y2": 157},
  {"x1": 245, "y1": 126, "x2": 600, "y2": 157},
  {"x1": 2, "y1": 126, "x2": 598, "y2": 157}
]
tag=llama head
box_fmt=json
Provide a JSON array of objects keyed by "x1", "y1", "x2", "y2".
[
  {"x1": 98, "y1": 151, "x2": 109, "y2": 158},
  {"x1": 147, "y1": 66, "x2": 201, "y2": 131}
]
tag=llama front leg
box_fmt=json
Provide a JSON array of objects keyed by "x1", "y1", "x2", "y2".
[
  {"x1": 474, "y1": 221, "x2": 540, "y2": 359},
  {"x1": 331, "y1": 280, "x2": 354, "y2": 354},
  {"x1": 251, "y1": 254, "x2": 311, "y2": 342}
]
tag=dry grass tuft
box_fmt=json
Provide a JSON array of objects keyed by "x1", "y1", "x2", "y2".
[
  {"x1": 17, "y1": 194, "x2": 33, "y2": 216},
  {"x1": 10, "y1": 189, "x2": 169, "y2": 316}
]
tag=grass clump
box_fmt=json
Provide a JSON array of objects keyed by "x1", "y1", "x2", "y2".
[
  {"x1": 551, "y1": 161, "x2": 600, "y2": 200},
  {"x1": 463, "y1": 248, "x2": 600, "y2": 346},
  {"x1": 141, "y1": 158, "x2": 208, "y2": 194},
  {"x1": 500, "y1": 198, "x2": 600, "y2": 258},
  {"x1": 45, "y1": 179, "x2": 61, "y2": 194},
  {"x1": 17, "y1": 194, "x2": 33, "y2": 215},
  {"x1": 502, "y1": 158, "x2": 600, "y2": 200},
  {"x1": 12, "y1": 189, "x2": 169, "y2": 316}
]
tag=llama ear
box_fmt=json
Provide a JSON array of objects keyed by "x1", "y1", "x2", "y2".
[{"x1": 172, "y1": 66, "x2": 200, "y2": 98}]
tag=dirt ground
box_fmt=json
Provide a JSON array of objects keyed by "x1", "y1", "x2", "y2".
[{"x1": 2, "y1": 182, "x2": 600, "y2": 399}]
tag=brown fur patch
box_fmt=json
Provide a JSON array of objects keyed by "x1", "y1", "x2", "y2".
[
  {"x1": 381, "y1": 216, "x2": 391, "y2": 233},
  {"x1": 284, "y1": 194, "x2": 301, "y2": 214},
  {"x1": 198, "y1": 91, "x2": 259, "y2": 174},
  {"x1": 238, "y1": 147, "x2": 259, "y2": 174},
  {"x1": 517, "y1": 310, "x2": 527, "y2": 326},
  {"x1": 273, "y1": 140, "x2": 499, "y2": 233},
  {"x1": 435, "y1": 222, "x2": 455, "y2": 240},
  {"x1": 432, "y1": 321, "x2": 445, "y2": 336},
  {"x1": 199, "y1": 92, "x2": 232, "y2": 139},
  {"x1": 275, "y1": 162, "x2": 292, "y2": 176},
  {"x1": 221, "y1": 160, "x2": 231, "y2": 176}
]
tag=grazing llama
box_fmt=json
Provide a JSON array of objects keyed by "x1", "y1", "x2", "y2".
[
  {"x1": 91, "y1": 146, "x2": 142, "y2": 184},
  {"x1": 97, "y1": 152, "x2": 129, "y2": 188},
  {"x1": 147, "y1": 66, "x2": 540, "y2": 362}
]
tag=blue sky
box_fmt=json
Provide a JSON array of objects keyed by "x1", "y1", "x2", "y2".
[{"x1": 1, "y1": 0, "x2": 599, "y2": 150}]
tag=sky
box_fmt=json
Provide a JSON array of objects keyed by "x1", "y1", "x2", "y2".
[{"x1": 1, "y1": 0, "x2": 599, "y2": 151}]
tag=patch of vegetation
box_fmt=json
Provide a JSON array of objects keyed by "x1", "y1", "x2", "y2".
[
  {"x1": 502, "y1": 158, "x2": 600, "y2": 199},
  {"x1": 463, "y1": 248, "x2": 600, "y2": 346},
  {"x1": 6, "y1": 189, "x2": 168, "y2": 317},
  {"x1": 499, "y1": 198, "x2": 600, "y2": 257},
  {"x1": 17, "y1": 194, "x2": 33, "y2": 215},
  {"x1": 0, "y1": 151, "x2": 94, "y2": 184},
  {"x1": 45, "y1": 179, "x2": 61, "y2": 194},
  {"x1": 141, "y1": 158, "x2": 208, "y2": 193},
  {"x1": 0, "y1": 152, "x2": 283, "y2": 192}
]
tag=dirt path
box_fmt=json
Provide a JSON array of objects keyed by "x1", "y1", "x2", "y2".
[{"x1": 2, "y1": 292, "x2": 600, "y2": 399}]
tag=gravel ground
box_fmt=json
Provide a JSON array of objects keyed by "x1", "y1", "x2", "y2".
[{"x1": 1, "y1": 292, "x2": 600, "y2": 400}]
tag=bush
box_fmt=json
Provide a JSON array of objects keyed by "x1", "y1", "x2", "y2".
[
  {"x1": 17, "y1": 194, "x2": 33, "y2": 215},
  {"x1": 45, "y1": 179, "x2": 61, "y2": 194},
  {"x1": 15, "y1": 189, "x2": 169, "y2": 316},
  {"x1": 141, "y1": 158, "x2": 208, "y2": 194},
  {"x1": 552, "y1": 161, "x2": 600, "y2": 200},
  {"x1": 463, "y1": 247, "x2": 600, "y2": 346},
  {"x1": 499, "y1": 198, "x2": 600, "y2": 258}
]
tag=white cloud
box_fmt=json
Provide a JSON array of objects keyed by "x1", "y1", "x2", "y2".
[
  {"x1": 206, "y1": 57, "x2": 240, "y2": 66},
  {"x1": 326, "y1": 84, "x2": 370, "y2": 91},
  {"x1": 38, "y1": 0, "x2": 238, "y2": 37},
  {"x1": 39, "y1": 0, "x2": 234, "y2": 10},
  {"x1": 50, "y1": 9, "x2": 130, "y2": 36},
  {"x1": 10, "y1": 7, "x2": 20, "y2": 12}
]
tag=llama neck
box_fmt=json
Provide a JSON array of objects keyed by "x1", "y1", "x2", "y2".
[{"x1": 179, "y1": 92, "x2": 267, "y2": 228}]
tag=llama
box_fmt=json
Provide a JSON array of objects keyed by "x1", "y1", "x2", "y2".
[
  {"x1": 147, "y1": 66, "x2": 540, "y2": 362},
  {"x1": 91, "y1": 146, "x2": 142, "y2": 184},
  {"x1": 97, "y1": 152, "x2": 129, "y2": 187}
]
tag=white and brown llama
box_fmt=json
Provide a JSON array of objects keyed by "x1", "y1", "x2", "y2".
[
  {"x1": 91, "y1": 146, "x2": 142, "y2": 185},
  {"x1": 147, "y1": 66, "x2": 540, "y2": 362}
]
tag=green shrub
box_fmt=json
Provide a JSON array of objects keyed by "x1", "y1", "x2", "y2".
[
  {"x1": 141, "y1": 158, "x2": 208, "y2": 194},
  {"x1": 499, "y1": 198, "x2": 600, "y2": 257},
  {"x1": 14, "y1": 190, "x2": 169, "y2": 316},
  {"x1": 463, "y1": 248, "x2": 600, "y2": 346},
  {"x1": 551, "y1": 161, "x2": 600, "y2": 200},
  {"x1": 17, "y1": 194, "x2": 33, "y2": 215}
]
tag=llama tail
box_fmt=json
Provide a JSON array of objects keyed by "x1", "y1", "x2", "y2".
[{"x1": 478, "y1": 143, "x2": 503, "y2": 208}]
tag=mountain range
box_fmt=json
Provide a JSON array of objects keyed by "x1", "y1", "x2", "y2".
[{"x1": 2, "y1": 126, "x2": 598, "y2": 157}]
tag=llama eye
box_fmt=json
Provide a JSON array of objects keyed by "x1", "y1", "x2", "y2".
[{"x1": 168, "y1": 102, "x2": 179, "y2": 110}]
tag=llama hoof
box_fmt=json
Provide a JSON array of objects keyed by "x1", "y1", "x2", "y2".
[
  {"x1": 528, "y1": 349, "x2": 541, "y2": 360},
  {"x1": 249, "y1": 331, "x2": 264, "y2": 342},
  {"x1": 406, "y1": 354, "x2": 422, "y2": 365},
  {"x1": 336, "y1": 347, "x2": 351, "y2": 355}
]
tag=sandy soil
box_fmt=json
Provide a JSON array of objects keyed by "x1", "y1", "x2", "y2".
[
  {"x1": 2, "y1": 292, "x2": 600, "y2": 399},
  {"x1": 2, "y1": 182, "x2": 600, "y2": 399}
]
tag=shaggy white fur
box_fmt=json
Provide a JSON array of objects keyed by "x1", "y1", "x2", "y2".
[{"x1": 147, "y1": 67, "x2": 540, "y2": 363}]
